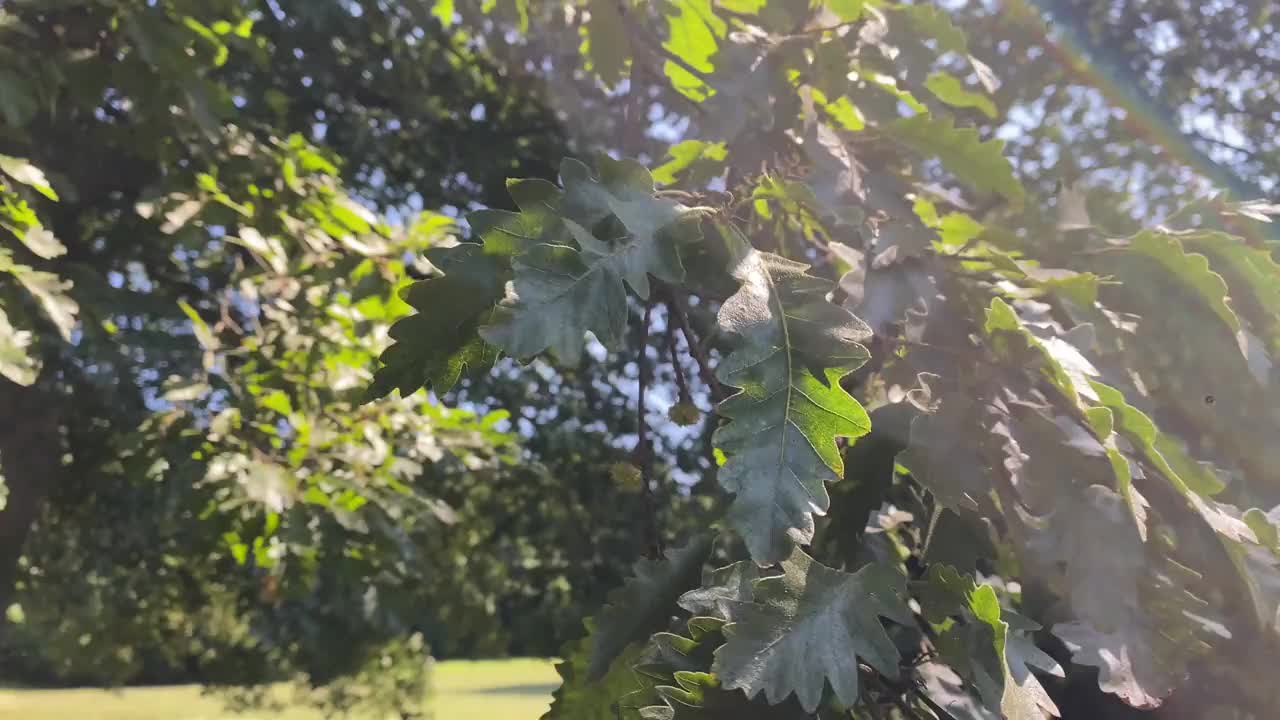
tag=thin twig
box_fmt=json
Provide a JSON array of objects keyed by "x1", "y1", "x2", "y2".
[
  {"x1": 939, "y1": 252, "x2": 997, "y2": 263},
  {"x1": 624, "y1": 49, "x2": 647, "y2": 156},
  {"x1": 911, "y1": 686, "x2": 951, "y2": 719},
  {"x1": 663, "y1": 287, "x2": 726, "y2": 403},
  {"x1": 617, "y1": 1, "x2": 714, "y2": 94},
  {"x1": 633, "y1": 26, "x2": 711, "y2": 84},
  {"x1": 636, "y1": 300, "x2": 662, "y2": 557},
  {"x1": 779, "y1": 20, "x2": 863, "y2": 38},
  {"x1": 1191, "y1": 130, "x2": 1262, "y2": 161},
  {"x1": 877, "y1": 667, "x2": 946, "y2": 720},
  {"x1": 666, "y1": 319, "x2": 692, "y2": 406}
]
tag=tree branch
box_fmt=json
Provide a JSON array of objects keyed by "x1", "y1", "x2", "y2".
[{"x1": 1190, "y1": 130, "x2": 1263, "y2": 163}]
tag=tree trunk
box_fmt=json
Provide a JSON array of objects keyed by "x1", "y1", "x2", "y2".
[{"x1": 0, "y1": 379, "x2": 62, "y2": 617}]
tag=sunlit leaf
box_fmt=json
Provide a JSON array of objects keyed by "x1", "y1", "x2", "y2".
[
  {"x1": 887, "y1": 114, "x2": 1024, "y2": 203},
  {"x1": 714, "y1": 230, "x2": 872, "y2": 564}
]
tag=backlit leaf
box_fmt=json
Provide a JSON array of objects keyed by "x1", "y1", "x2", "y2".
[{"x1": 887, "y1": 114, "x2": 1024, "y2": 203}]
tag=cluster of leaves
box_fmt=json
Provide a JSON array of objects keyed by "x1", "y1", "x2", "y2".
[
  {"x1": 373, "y1": 1, "x2": 1280, "y2": 718},
  {"x1": 0, "y1": 155, "x2": 73, "y2": 387}
]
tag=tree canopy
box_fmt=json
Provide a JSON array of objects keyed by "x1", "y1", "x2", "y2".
[{"x1": 3, "y1": 1, "x2": 1280, "y2": 719}]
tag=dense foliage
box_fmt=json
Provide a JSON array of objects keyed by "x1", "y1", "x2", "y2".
[
  {"x1": 366, "y1": 1, "x2": 1280, "y2": 718},
  {"x1": 3, "y1": 0, "x2": 1280, "y2": 718}
]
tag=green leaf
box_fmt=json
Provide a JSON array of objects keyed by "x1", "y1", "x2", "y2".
[
  {"x1": 902, "y1": 392, "x2": 993, "y2": 512},
  {"x1": 182, "y1": 16, "x2": 230, "y2": 66},
  {"x1": 545, "y1": 628, "x2": 650, "y2": 720},
  {"x1": 811, "y1": 89, "x2": 865, "y2": 131},
  {"x1": 662, "y1": 0, "x2": 724, "y2": 100},
  {"x1": 331, "y1": 198, "x2": 375, "y2": 235},
  {"x1": 430, "y1": 0, "x2": 455, "y2": 27},
  {"x1": 886, "y1": 114, "x2": 1024, "y2": 204},
  {"x1": 0, "y1": 155, "x2": 58, "y2": 201},
  {"x1": 925, "y1": 72, "x2": 996, "y2": 118},
  {"x1": 481, "y1": 0, "x2": 531, "y2": 31},
  {"x1": 712, "y1": 548, "x2": 911, "y2": 712},
  {"x1": 1181, "y1": 232, "x2": 1280, "y2": 356},
  {"x1": 828, "y1": 0, "x2": 865, "y2": 22},
  {"x1": 1027, "y1": 485, "x2": 1201, "y2": 708},
  {"x1": 1244, "y1": 508, "x2": 1279, "y2": 550},
  {"x1": 918, "y1": 563, "x2": 978, "y2": 624},
  {"x1": 481, "y1": 158, "x2": 701, "y2": 361},
  {"x1": 717, "y1": 0, "x2": 767, "y2": 12},
  {"x1": 1033, "y1": 489, "x2": 1148, "y2": 624},
  {"x1": 479, "y1": 240, "x2": 630, "y2": 361},
  {"x1": 930, "y1": 573, "x2": 1063, "y2": 719},
  {"x1": 369, "y1": 177, "x2": 566, "y2": 398},
  {"x1": 713, "y1": 239, "x2": 873, "y2": 564},
  {"x1": 560, "y1": 157, "x2": 701, "y2": 300},
  {"x1": 482, "y1": 177, "x2": 571, "y2": 252},
  {"x1": 178, "y1": 300, "x2": 219, "y2": 351},
  {"x1": 643, "y1": 670, "x2": 817, "y2": 719},
  {"x1": 801, "y1": 120, "x2": 863, "y2": 219},
  {"x1": 678, "y1": 560, "x2": 759, "y2": 621},
  {"x1": 581, "y1": 0, "x2": 632, "y2": 88},
  {"x1": 260, "y1": 390, "x2": 293, "y2": 416},
  {"x1": 892, "y1": 4, "x2": 969, "y2": 54},
  {"x1": 588, "y1": 535, "x2": 714, "y2": 680},
  {"x1": 369, "y1": 243, "x2": 505, "y2": 399},
  {"x1": 1088, "y1": 381, "x2": 1225, "y2": 497},
  {"x1": 652, "y1": 140, "x2": 727, "y2": 186},
  {"x1": 15, "y1": 226, "x2": 66, "y2": 260},
  {"x1": 1222, "y1": 538, "x2": 1280, "y2": 637},
  {"x1": 16, "y1": 268, "x2": 77, "y2": 341},
  {"x1": 983, "y1": 298, "x2": 1097, "y2": 408},
  {"x1": 1110, "y1": 230, "x2": 1241, "y2": 334},
  {"x1": 1051, "y1": 623, "x2": 1171, "y2": 710},
  {"x1": 0, "y1": 307, "x2": 38, "y2": 385},
  {"x1": 698, "y1": 44, "x2": 780, "y2": 140}
]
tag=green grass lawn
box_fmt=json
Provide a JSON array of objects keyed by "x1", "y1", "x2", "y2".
[{"x1": 0, "y1": 658, "x2": 559, "y2": 719}]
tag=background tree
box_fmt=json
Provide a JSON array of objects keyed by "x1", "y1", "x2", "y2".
[{"x1": 0, "y1": 1, "x2": 588, "y2": 713}]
